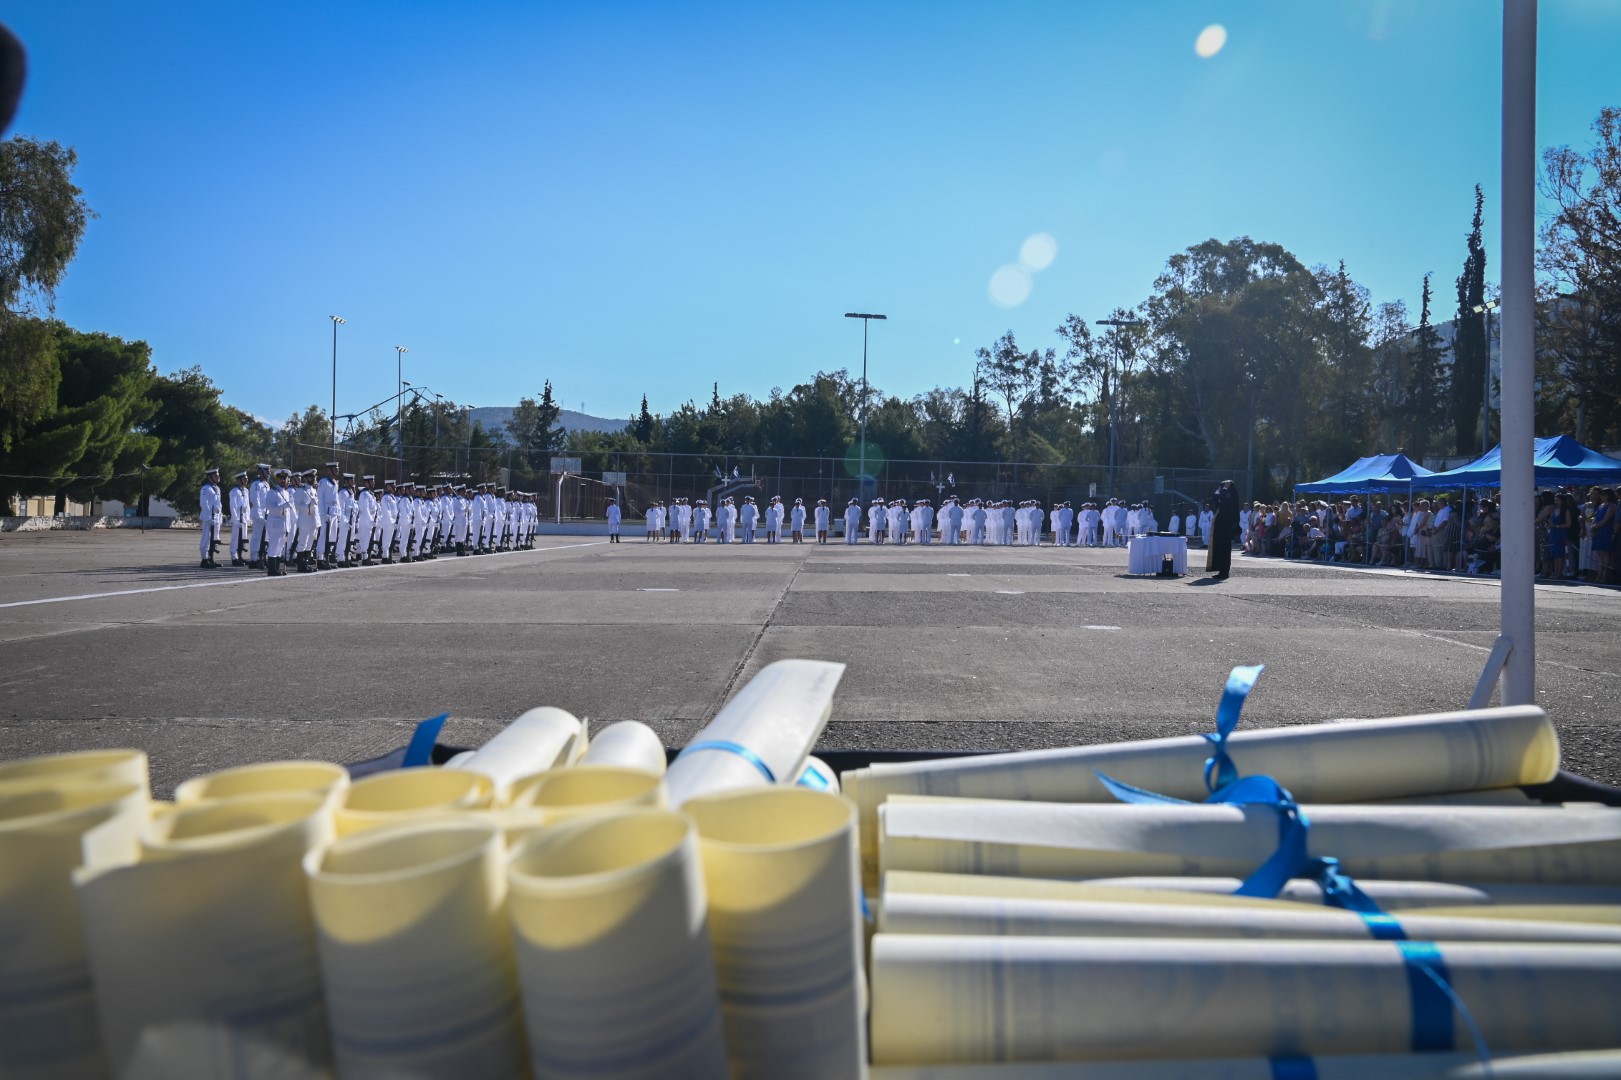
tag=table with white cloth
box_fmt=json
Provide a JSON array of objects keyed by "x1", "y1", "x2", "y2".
[{"x1": 1126, "y1": 534, "x2": 1188, "y2": 575}]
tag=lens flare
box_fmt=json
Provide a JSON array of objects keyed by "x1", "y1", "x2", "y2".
[
  {"x1": 1019, "y1": 233, "x2": 1058, "y2": 272},
  {"x1": 988, "y1": 265, "x2": 1033, "y2": 308},
  {"x1": 1195, "y1": 24, "x2": 1227, "y2": 58}
]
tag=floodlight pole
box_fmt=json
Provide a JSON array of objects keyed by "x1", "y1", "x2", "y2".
[
  {"x1": 1096, "y1": 317, "x2": 1147, "y2": 498},
  {"x1": 845, "y1": 313, "x2": 887, "y2": 494},
  {"x1": 329, "y1": 315, "x2": 345, "y2": 458},
  {"x1": 1497, "y1": 0, "x2": 1536, "y2": 707}
]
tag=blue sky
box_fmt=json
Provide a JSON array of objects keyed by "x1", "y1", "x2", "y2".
[{"x1": 9, "y1": 1, "x2": 1620, "y2": 426}]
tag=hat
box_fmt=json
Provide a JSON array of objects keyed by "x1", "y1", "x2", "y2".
[
  {"x1": 302, "y1": 468, "x2": 317, "y2": 478},
  {"x1": 204, "y1": 466, "x2": 219, "y2": 475},
  {"x1": 362, "y1": 474, "x2": 375, "y2": 482},
  {"x1": 383, "y1": 478, "x2": 396, "y2": 485},
  {"x1": 274, "y1": 467, "x2": 291, "y2": 477},
  {"x1": 233, "y1": 471, "x2": 247, "y2": 479},
  {"x1": 325, "y1": 461, "x2": 340, "y2": 469},
  {"x1": 256, "y1": 462, "x2": 271, "y2": 472},
  {"x1": 342, "y1": 472, "x2": 354, "y2": 480}
]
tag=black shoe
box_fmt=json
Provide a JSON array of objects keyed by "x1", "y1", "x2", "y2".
[{"x1": 1214, "y1": 572, "x2": 1229, "y2": 580}]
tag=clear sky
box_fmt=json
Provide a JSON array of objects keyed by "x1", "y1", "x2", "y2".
[{"x1": 8, "y1": 1, "x2": 1620, "y2": 427}]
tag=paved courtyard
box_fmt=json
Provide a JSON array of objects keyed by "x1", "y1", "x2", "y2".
[{"x1": 1, "y1": 528, "x2": 1616, "y2": 795}]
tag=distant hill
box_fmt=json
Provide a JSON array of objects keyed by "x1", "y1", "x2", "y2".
[{"x1": 466, "y1": 406, "x2": 629, "y2": 439}]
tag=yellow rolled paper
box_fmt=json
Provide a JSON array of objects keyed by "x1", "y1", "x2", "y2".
[
  {"x1": 460, "y1": 707, "x2": 587, "y2": 801},
  {"x1": 846, "y1": 705, "x2": 1557, "y2": 884},
  {"x1": 870, "y1": 935, "x2": 1621, "y2": 1065},
  {"x1": 507, "y1": 810, "x2": 728, "y2": 1079},
  {"x1": 877, "y1": 891, "x2": 1621, "y2": 944},
  {"x1": 75, "y1": 793, "x2": 335, "y2": 1078},
  {"x1": 0, "y1": 783, "x2": 148, "y2": 1080},
  {"x1": 665, "y1": 659, "x2": 845, "y2": 807},
  {"x1": 303, "y1": 819, "x2": 527, "y2": 1077},
  {"x1": 335, "y1": 768, "x2": 493, "y2": 836},
  {"x1": 175, "y1": 760, "x2": 349, "y2": 805},
  {"x1": 579, "y1": 721, "x2": 667, "y2": 774},
  {"x1": 878, "y1": 798, "x2": 1621, "y2": 885},
  {"x1": 684, "y1": 787, "x2": 866, "y2": 1079},
  {"x1": 869, "y1": 1049, "x2": 1621, "y2": 1079},
  {"x1": 508, "y1": 764, "x2": 666, "y2": 823},
  {"x1": 0, "y1": 749, "x2": 149, "y2": 795}
]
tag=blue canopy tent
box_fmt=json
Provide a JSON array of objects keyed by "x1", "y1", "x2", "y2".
[
  {"x1": 1408, "y1": 435, "x2": 1621, "y2": 490},
  {"x1": 1294, "y1": 452, "x2": 1435, "y2": 494}
]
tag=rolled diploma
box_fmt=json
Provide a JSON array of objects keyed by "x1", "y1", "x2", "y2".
[
  {"x1": 507, "y1": 764, "x2": 666, "y2": 823},
  {"x1": 175, "y1": 761, "x2": 349, "y2": 805},
  {"x1": 334, "y1": 768, "x2": 493, "y2": 836},
  {"x1": 0, "y1": 749, "x2": 149, "y2": 795},
  {"x1": 684, "y1": 787, "x2": 866, "y2": 1079},
  {"x1": 869, "y1": 935, "x2": 1621, "y2": 1065},
  {"x1": 664, "y1": 659, "x2": 845, "y2": 808},
  {"x1": 877, "y1": 892, "x2": 1621, "y2": 944},
  {"x1": 579, "y1": 721, "x2": 667, "y2": 774},
  {"x1": 74, "y1": 793, "x2": 335, "y2": 1079},
  {"x1": 0, "y1": 783, "x2": 148, "y2": 1080},
  {"x1": 304, "y1": 819, "x2": 527, "y2": 1078},
  {"x1": 868, "y1": 1049, "x2": 1621, "y2": 1079},
  {"x1": 1070, "y1": 875, "x2": 1621, "y2": 911},
  {"x1": 459, "y1": 707, "x2": 587, "y2": 800},
  {"x1": 878, "y1": 798, "x2": 1621, "y2": 885},
  {"x1": 846, "y1": 705, "x2": 1557, "y2": 882},
  {"x1": 506, "y1": 810, "x2": 728, "y2": 1079},
  {"x1": 797, "y1": 756, "x2": 841, "y2": 793}
]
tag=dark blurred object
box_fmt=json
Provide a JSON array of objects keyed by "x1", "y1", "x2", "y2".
[{"x1": 0, "y1": 23, "x2": 23, "y2": 135}]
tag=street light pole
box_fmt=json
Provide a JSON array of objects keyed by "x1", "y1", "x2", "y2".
[
  {"x1": 844, "y1": 313, "x2": 887, "y2": 495},
  {"x1": 1473, "y1": 300, "x2": 1500, "y2": 454},
  {"x1": 394, "y1": 345, "x2": 409, "y2": 482},
  {"x1": 329, "y1": 315, "x2": 345, "y2": 458},
  {"x1": 1095, "y1": 317, "x2": 1147, "y2": 498}
]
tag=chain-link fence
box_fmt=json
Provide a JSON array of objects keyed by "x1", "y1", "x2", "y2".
[{"x1": 280, "y1": 443, "x2": 1231, "y2": 523}]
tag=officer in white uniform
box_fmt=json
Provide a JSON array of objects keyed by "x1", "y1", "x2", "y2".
[
  {"x1": 377, "y1": 480, "x2": 399, "y2": 563},
  {"x1": 228, "y1": 471, "x2": 250, "y2": 565},
  {"x1": 868, "y1": 498, "x2": 885, "y2": 544},
  {"x1": 317, "y1": 462, "x2": 341, "y2": 568},
  {"x1": 262, "y1": 469, "x2": 293, "y2": 576},
  {"x1": 355, "y1": 476, "x2": 378, "y2": 563},
  {"x1": 789, "y1": 498, "x2": 806, "y2": 543},
  {"x1": 719, "y1": 498, "x2": 737, "y2": 543},
  {"x1": 764, "y1": 497, "x2": 783, "y2": 543},
  {"x1": 739, "y1": 496, "x2": 758, "y2": 543},
  {"x1": 247, "y1": 463, "x2": 271, "y2": 568},
  {"x1": 197, "y1": 467, "x2": 223, "y2": 568},
  {"x1": 605, "y1": 496, "x2": 622, "y2": 543},
  {"x1": 843, "y1": 499, "x2": 861, "y2": 544}
]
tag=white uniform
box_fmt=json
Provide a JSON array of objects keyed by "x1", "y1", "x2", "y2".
[
  {"x1": 263, "y1": 483, "x2": 292, "y2": 563},
  {"x1": 740, "y1": 502, "x2": 757, "y2": 543},
  {"x1": 814, "y1": 504, "x2": 829, "y2": 536},
  {"x1": 317, "y1": 475, "x2": 339, "y2": 561},
  {"x1": 764, "y1": 502, "x2": 782, "y2": 543},
  {"x1": 868, "y1": 502, "x2": 885, "y2": 544},
  {"x1": 335, "y1": 485, "x2": 355, "y2": 562},
  {"x1": 378, "y1": 489, "x2": 399, "y2": 559},
  {"x1": 790, "y1": 504, "x2": 806, "y2": 538},
  {"x1": 844, "y1": 504, "x2": 861, "y2": 544},
  {"x1": 888, "y1": 503, "x2": 905, "y2": 544},
  {"x1": 693, "y1": 504, "x2": 710, "y2": 541},
  {"x1": 228, "y1": 483, "x2": 249, "y2": 560},
  {"x1": 1200, "y1": 509, "x2": 1214, "y2": 548},
  {"x1": 969, "y1": 505, "x2": 987, "y2": 544},
  {"x1": 198, "y1": 480, "x2": 222, "y2": 562},
  {"x1": 357, "y1": 487, "x2": 379, "y2": 559},
  {"x1": 248, "y1": 476, "x2": 270, "y2": 562},
  {"x1": 606, "y1": 502, "x2": 621, "y2": 537},
  {"x1": 720, "y1": 502, "x2": 736, "y2": 543}
]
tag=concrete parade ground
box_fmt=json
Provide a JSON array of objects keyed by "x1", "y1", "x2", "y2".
[{"x1": 1, "y1": 528, "x2": 1617, "y2": 796}]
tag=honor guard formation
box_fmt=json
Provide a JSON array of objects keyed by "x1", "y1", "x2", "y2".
[
  {"x1": 634, "y1": 495, "x2": 1211, "y2": 547},
  {"x1": 196, "y1": 463, "x2": 538, "y2": 575}
]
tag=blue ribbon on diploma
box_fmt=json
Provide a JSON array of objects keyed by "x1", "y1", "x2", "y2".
[
  {"x1": 401, "y1": 712, "x2": 449, "y2": 768},
  {"x1": 676, "y1": 739, "x2": 777, "y2": 783},
  {"x1": 1098, "y1": 665, "x2": 1492, "y2": 1068}
]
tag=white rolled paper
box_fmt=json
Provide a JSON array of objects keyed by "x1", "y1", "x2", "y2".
[
  {"x1": 0, "y1": 749, "x2": 149, "y2": 795},
  {"x1": 75, "y1": 793, "x2": 336, "y2": 1079},
  {"x1": 507, "y1": 810, "x2": 728, "y2": 1079},
  {"x1": 0, "y1": 783, "x2": 148, "y2": 1080},
  {"x1": 870, "y1": 935, "x2": 1621, "y2": 1065},
  {"x1": 869, "y1": 1049, "x2": 1621, "y2": 1079},
  {"x1": 175, "y1": 760, "x2": 350, "y2": 805},
  {"x1": 797, "y1": 755, "x2": 840, "y2": 793},
  {"x1": 684, "y1": 787, "x2": 866, "y2": 1079},
  {"x1": 877, "y1": 891, "x2": 1621, "y2": 944},
  {"x1": 846, "y1": 705, "x2": 1558, "y2": 883},
  {"x1": 304, "y1": 819, "x2": 528, "y2": 1078},
  {"x1": 879, "y1": 798, "x2": 1621, "y2": 885},
  {"x1": 459, "y1": 707, "x2": 588, "y2": 800},
  {"x1": 1076, "y1": 876, "x2": 1621, "y2": 914},
  {"x1": 334, "y1": 768, "x2": 494, "y2": 836},
  {"x1": 580, "y1": 721, "x2": 667, "y2": 774},
  {"x1": 664, "y1": 659, "x2": 845, "y2": 807}
]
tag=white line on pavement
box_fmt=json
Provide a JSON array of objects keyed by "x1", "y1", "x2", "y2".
[{"x1": 0, "y1": 542, "x2": 610, "y2": 610}]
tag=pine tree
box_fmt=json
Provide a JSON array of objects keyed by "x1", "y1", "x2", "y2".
[
  {"x1": 1452, "y1": 184, "x2": 1488, "y2": 453},
  {"x1": 633, "y1": 394, "x2": 655, "y2": 443},
  {"x1": 1405, "y1": 273, "x2": 1448, "y2": 459}
]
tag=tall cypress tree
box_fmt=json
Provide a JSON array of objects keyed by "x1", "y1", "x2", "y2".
[
  {"x1": 1452, "y1": 185, "x2": 1488, "y2": 453},
  {"x1": 1405, "y1": 273, "x2": 1448, "y2": 459}
]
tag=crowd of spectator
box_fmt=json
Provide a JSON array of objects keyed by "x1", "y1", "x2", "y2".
[{"x1": 1237, "y1": 487, "x2": 1618, "y2": 585}]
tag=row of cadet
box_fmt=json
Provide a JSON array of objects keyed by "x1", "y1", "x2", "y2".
[
  {"x1": 195, "y1": 463, "x2": 539, "y2": 575},
  {"x1": 628, "y1": 495, "x2": 1216, "y2": 547}
]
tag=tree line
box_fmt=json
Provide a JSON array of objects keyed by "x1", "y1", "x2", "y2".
[{"x1": 4, "y1": 109, "x2": 1619, "y2": 513}]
